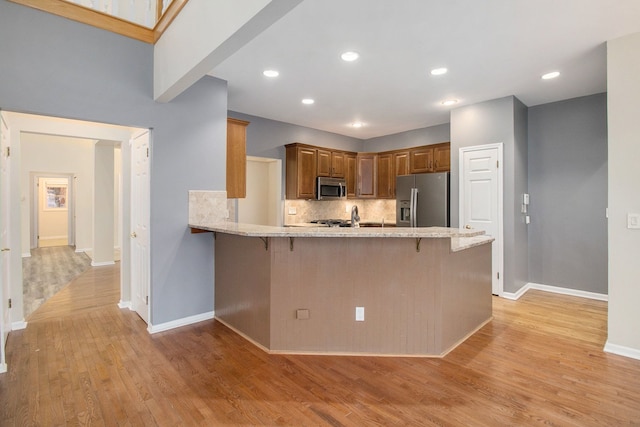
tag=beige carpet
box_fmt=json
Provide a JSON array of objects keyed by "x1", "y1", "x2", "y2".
[{"x1": 22, "y1": 246, "x2": 92, "y2": 319}]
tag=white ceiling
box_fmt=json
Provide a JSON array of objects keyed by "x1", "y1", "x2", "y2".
[{"x1": 210, "y1": 0, "x2": 640, "y2": 140}]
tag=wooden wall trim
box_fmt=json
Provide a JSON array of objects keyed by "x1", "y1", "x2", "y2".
[{"x1": 8, "y1": 0, "x2": 189, "y2": 44}]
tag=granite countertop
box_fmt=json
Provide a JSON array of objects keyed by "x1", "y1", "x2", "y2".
[{"x1": 189, "y1": 221, "x2": 494, "y2": 251}]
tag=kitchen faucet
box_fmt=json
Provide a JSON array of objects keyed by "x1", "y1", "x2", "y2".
[{"x1": 351, "y1": 205, "x2": 360, "y2": 228}]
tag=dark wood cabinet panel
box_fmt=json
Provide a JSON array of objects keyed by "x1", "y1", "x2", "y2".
[
  {"x1": 434, "y1": 144, "x2": 450, "y2": 172},
  {"x1": 410, "y1": 146, "x2": 434, "y2": 173},
  {"x1": 331, "y1": 151, "x2": 345, "y2": 178},
  {"x1": 357, "y1": 153, "x2": 377, "y2": 198},
  {"x1": 317, "y1": 149, "x2": 331, "y2": 177},
  {"x1": 376, "y1": 153, "x2": 394, "y2": 199},
  {"x1": 394, "y1": 151, "x2": 410, "y2": 176},
  {"x1": 346, "y1": 153, "x2": 357, "y2": 197},
  {"x1": 286, "y1": 144, "x2": 317, "y2": 199},
  {"x1": 226, "y1": 118, "x2": 250, "y2": 198}
]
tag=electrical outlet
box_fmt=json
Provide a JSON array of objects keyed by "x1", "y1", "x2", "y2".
[
  {"x1": 355, "y1": 307, "x2": 365, "y2": 321},
  {"x1": 628, "y1": 213, "x2": 640, "y2": 229},
  {"x1": 288, "y1": 207, "x2": 297, "y2": 215}
]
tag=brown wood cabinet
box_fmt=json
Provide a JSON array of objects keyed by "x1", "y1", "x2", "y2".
[
  {"x1": 433, "y1": 144, "x2": 451, "y2": 172},
  {"x1": 286, "y1": 144, "x2": 317, "y2": 199},
  {"x1": 346, "y1": 153, "x2": 357, "y2": 197},
  {"x1": 285, "y1": 142, "x2": 450, "y2": 199},
  {"x1": 357, "y1": 153, "x2": 377, "y2": 198},
  {"x1": 376, "y1": 153, "x2": 394, "y2": 199},
  {"x1": 331, "y1": 151, "x2": 345, "y2": 178},
  {"x1": 410, "y1": 146, "x2": 434, "y2": 174},
  {"x1": 409, "y1": 143, "x2": 450, "y2": 174},
  {"x1": 226, "y1": 118, "x2": 250, "y2": 198},
  {"x1": 394, "y1": 151, "x2": 410, "y2": 176}
]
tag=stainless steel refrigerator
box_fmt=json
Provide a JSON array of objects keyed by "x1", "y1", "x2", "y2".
[{"x1": 396, "y1": 172, "x2": 450, "y2": 227}]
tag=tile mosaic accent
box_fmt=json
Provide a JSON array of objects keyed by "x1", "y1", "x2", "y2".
[{"x1": 188, "y1": 191, "x2": 229, "y2": 224}]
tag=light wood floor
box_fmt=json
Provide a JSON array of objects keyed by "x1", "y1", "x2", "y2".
[{"x1": 1, "y1": 264, "x2": 640, "y2": 426}]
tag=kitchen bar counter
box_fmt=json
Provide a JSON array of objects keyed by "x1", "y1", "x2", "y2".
[
  {"x1": 192, "y1": 220, "x2": 493, "y2": 357},
  {"x1": 189, "y1": 221, "x2": 493, "y2": 252}
]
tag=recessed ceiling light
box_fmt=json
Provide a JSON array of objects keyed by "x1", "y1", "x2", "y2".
[
  {"x1": 430, "y1": 67, "x2": 448, "y2": 76},
  {"x1": 263, "y1": 69, "x2": 279, "y2": 77},
  {"x1": 441, "y1": 99, "x2": 458, "y2": 106},
  {"x1": 541, "y1": 71, "x2": 560, "y2": 80},
  {"x1": 341, "y1": 51, "x2": 359, "y2": 62},
  {"x1": 350, "y1": 122, "x2": 364, "y2": 128},
  {"x1": 302, "y1": 98, "x2": 315, "y2": 105}
]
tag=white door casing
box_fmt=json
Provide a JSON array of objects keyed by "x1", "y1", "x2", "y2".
[
  {"x1": 459, "y1": 143, "x2": 504, "y2": 295},
  {"x1": 130, "y1": 130, "x2": 150, "y2": 325},
  {"x1": 238, "y1": 157, "x2": 283, "y2": 226},
  {"x1": 1, "y1": 114, "x2": 11, "y2": 372}
]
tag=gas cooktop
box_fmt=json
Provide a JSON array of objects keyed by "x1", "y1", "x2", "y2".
[{"x1": 310, "y1": 219, "x2": 352, "y2": 227}]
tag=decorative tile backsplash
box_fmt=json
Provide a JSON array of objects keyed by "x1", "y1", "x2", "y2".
[
  {"x1": 188, "y1": 190, "x2": 229, "y2": 224},
  {"x1": 284, "y1": 199, "x2": 396, "y2": 224}
]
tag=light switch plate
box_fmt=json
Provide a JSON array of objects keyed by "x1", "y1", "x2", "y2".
[
  {"x1": 288, "y1": 207, "x2": 297, "y2": 215},
  {"x1": 628, "y1": 213, "x2": 640, "y2": 229},
  {"x1": 355, "y1": 307, "x2": 365, "y2": 321}
]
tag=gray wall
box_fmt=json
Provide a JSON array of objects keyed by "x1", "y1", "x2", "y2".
[
  {"x1": 0, "y1": 0, "x2": 227, "y2": 325},
  {"x1": 365, "y1": 123, "x2": 450, "y2": 152},
  {"x1": 450, "y1": 96, "x2": 529, "y2": 293},
  {"x1": 528, "y1": 93, "x2": 607, "y2": 293},
  {"x1": 229, "y1": 111, "x2": 363, "y2": 160}
]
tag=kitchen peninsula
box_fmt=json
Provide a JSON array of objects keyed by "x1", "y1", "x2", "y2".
[{"x1": 190, "y1": 220, "x2": 494, "y2": 357}]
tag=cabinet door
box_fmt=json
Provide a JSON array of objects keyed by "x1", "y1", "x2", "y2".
[
  {"x1": 357, "y1": 154, "x2": 376, "y2": 198},
  {"x1": 317, "y1": 149, "x2": 331, "y2": 177},
  {"x1": 331, "y1": 151, "x2": 345, "y2": 178},
  {"x1": 226, "y1": 118, "x2": 249, "y2": 198},
  {"x1": 394, "y1": 151, "x2": 410, "y2": 177},
  {"x1": 346, "y1": 153, "x2": 357, "y2": 197},
  {"x1": 410, "y1": 147, "x2": 434, "y2": 173},
  {"x1": 376, "y1": 153, "x2": 394, "y2": 199},
  {"x1": 433, "y1": 144, "x2": 451, "y2": 172},
  {"x1": 297, "y1": 147, "x2": 317, "y2": 198}
]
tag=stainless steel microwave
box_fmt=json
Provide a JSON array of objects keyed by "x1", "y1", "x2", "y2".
[{"x1": 316, "y1": 176, "x2": 347, "y2": 200}]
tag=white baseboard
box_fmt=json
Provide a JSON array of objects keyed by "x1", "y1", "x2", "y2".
[
  {"x1": 502, "y1": 282, "x2": 608, "y2": 302},
  {"x1": 75, "y1": 248, "x2": 90, "y2": 253},
  {"x1": 91, "y1": 260, "x2": 116, "y2": 267},
  {"x1": 118, "y1": 300, "x2": 131, "y2": 309},
  {"x1": 40, "y1": 235, "x2": 67, "y2": 240},
  {"x1": 22, "y1": 252, "x2": 31, "y2": 258},
  {"x1": 604, "y1": 341, "x2": 640, "y2": 361},
  {"x1": 0, "y1": 363, "x2": 6, "y2": 374},
  {"x1": 148, "y1": 311, "x2": 214, "y2": 334},
  {"x1": 12, "y1": 320, "x2": 27, "y2": 330}
]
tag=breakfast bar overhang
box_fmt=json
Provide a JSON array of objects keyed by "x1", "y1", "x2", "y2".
[{"x1": 190, "y1": 223, "x2": 494, "y2": 357}]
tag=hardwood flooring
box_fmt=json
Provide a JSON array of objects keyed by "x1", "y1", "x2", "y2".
[
  {"x1": 22, "y1": 246, "x2": 92, "y2": 318},
  {"x1": 1, "y1": 264, "x2": 640, "y2": 426}
]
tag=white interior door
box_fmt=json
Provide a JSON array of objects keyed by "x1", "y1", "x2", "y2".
[
  {"x1": 1, "y1": 114, "x2": 11, "y2": 371},
  {"x1": 130, "y1": 131, "x2": 150, "y2": 324},
  {"x1": 459, "y1": 143, "x2": 503, "y2": 295}
]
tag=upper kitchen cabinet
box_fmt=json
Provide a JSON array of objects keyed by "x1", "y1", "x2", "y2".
[
  {"x1": 227, "y1": 118, "x2": 250, "y2": 198},
  {"x1": 394, "y1": 151, "x2": 410, "y2": 176},
  {"x1": 409, "y1": 143, "x2": 451, "y2": 174},
  {"x1": 376, "y1": 152, "x2": 394, "y2": 199},
  {"x1": 346, "y1": 153, "x2": 357, "y2": 197},
  {"x1": 410, "y1": 145, "x2": 434, "y2": 174},
  {"x1": 286, "y1": 143, "x2": 317, "y2": 199},
  {"x1": 317, "y1": 148, "x2": 346, "y2": 178},
  {"x1": 433, "y1": 144, "x2": 451, "y2": 172},
  {"x1": 357, "y1": 153, "x2": 377, "y2": 198}
]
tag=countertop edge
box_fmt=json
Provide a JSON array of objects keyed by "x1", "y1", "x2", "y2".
[
  {"x1": 189, "y1": 222, "x2": 488, "y2": 240},
  {"x1": 450, "y1": 236, "x2": 495, "y2": 252}
]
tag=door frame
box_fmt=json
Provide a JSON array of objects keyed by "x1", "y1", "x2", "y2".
[
  {"x1": 459, "y1": 143, "x2": 504, "y2": 296},
  {"x1": 30, "y1": 173, "x2": 75, "y2": 250},
  {"x1": 237, "y1": 156, "x2": 283, "y2": 226}
]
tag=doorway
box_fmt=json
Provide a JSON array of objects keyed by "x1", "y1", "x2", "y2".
[
  {"x1": 1, "y1": 111, "x2": 147, "y2": 331},
  {"x1": 31, "y1": 174, "x2": 74, "y2": 249},
  {"x1": 237, "y1": 156, "x2": 282, "y2": 226},
  {"x1": 459, "y1": 143, "x2": 504, "y2": 295}
]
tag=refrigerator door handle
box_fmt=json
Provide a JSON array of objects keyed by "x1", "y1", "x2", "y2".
[{"x1": 410, "y1": 187, "x2": 417, "y2": 227}]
